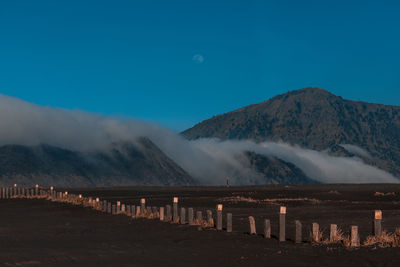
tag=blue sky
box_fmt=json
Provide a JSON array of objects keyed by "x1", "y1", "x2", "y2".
[{"x1": 0, "y1": 0, "x2": 399, "y2": 131}]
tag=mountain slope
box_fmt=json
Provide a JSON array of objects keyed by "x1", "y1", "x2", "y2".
[
  {"x1": 183, "y1": 87, "x2": 400, "y2": 178},
  {"x1": 0, "y1": 138, "x2": 195, "y2": 187}
]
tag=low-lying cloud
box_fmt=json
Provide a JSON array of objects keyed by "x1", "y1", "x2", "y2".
[
  {"x1": 0, "y1": 94, "x2": 398, "y2": 185},
  {"x1": 340, "y1": 144, "x2": 372, "y2": 159}
]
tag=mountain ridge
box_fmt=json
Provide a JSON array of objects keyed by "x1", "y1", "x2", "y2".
[
  {"x1": 182, "y1": 87, "x2": 400, "y2": 179},
  {"x1": 0, "y1": 138, "x2": 195, "y2": 187}
]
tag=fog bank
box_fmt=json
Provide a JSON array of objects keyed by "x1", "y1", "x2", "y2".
[{"x1": 0, "y1": 94, "x2": 398, "y2": 184}]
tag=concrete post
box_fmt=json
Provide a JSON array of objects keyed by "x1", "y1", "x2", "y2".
[
  {"x1": 140, "y1": 198, "x2": 146, "y2": 215},
  {"x1": 180, "y1": 207, "x2": 186, "y2": 224},
  {"x1": 160, "y1": 207, "x2": 165, "y2": 221},
  {"x1": 103, "y1": 200, "x2": 108, "y2": 212},
  {"x1": 351, "y1": 226, "x2": 360, "y2": 247},
  {"x1": 279, "y1": 206, "x2": 286, "y2": 242},
  {"x1": 227, "y1": 213, "x2": 232, "y2": 233},
  {"x1": 112, "y1": 204, "x2": 116, "y2": 215},
  {"x1": 206, "y1": 210, "x2": 213, "y2": 225},
  {"x1": 166, "y1": 205, "x2": 172, "y2": 222},
  {"x1": 330, "y1": 224, "x2": 337, "y2": 242},
  {"x1": 264, "y1": 219, "x2": 271, "y2": 238},
  {"x1": 249, "y1": 216, "x2": 256, "y2": 235},
  {"x1": 131, "y1": 205, "x2": 136, "y2": 217},
  {"x1": 295, "y1": 220, "x2": 302, "y2": 243},
  {"x1": 196, "y1": 211, "x2": 203, "y2": 225},
  {"x1": 135, "y1": 206, "x2": 141, "y2": 217},
  {"x1": 374, "y1": 210, "x2": 382, "y2": 237},
  {"x1": 188, "y1": 208, "x2": 194, "y2": 225},
  {"x1": 117, "y1": 201, "x2": 121, "y2": 214},
  {"x1": 216, "y1": 204, "x2": 223, "y2": 230},
  {"x1": 312, "y1": 222, "x2": 320, "y2": 243},
  {"x1": 146, "y1": 206, "x2": 152, "y2": 216},
  {"x1": 173, "y1": 197, "x2": 179, "y2": 223}
]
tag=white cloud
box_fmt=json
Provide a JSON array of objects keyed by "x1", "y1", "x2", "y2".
[
  {"x1": 0, "y1": 93, "x2": 398, "y2": 185},
  {"x1": 340, "y1": 144, "x2": 372, "y2": 159}
]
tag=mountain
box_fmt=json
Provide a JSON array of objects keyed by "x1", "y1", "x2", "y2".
[
  {"x1": 183, "y1": 87, "x2": 400, "y2": 179},
  {"x1": 0, "y1": 137, "x2": 195, "y2": 187}
]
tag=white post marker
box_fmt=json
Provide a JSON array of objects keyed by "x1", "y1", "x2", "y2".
[
  {"x1": 117, "y1": 201, "x2": 121, "y2": 214},
  {"x1": 173, "y1": 197, "x2": 179, "y2": 223},
  {"x1": 279, "y1": 206, "x2": 286, "y2": 242},
  {"x1": 217, "y1": 204, "x2": 223, "y2": 230},
  {"x1": 374, "y1": 210, "x2": 382, "y2": 236},
  {"x1": 140, "y1": 198, "x2": 146, "y2": 215}
]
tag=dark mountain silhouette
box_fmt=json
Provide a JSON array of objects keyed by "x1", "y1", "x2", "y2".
[
  {"x1": 183, "y1": 87, "x2": 400, "y2": 180},
  {"x1": 0, "y1": 137, "x2": 195, "y2": 187}
]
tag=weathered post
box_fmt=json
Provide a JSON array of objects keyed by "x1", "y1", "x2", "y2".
[
  {"x1": 312, "y1": 222, "x2": 320, "y2": 243},
  {"x1": 249, "y1": 216, "x2": 256, "y2": 235},
  {"x1": 121, "y1": 204, "x2": 126, "y2": 214},
  {"x1": 160, "y1": 207, "x2": 165, "y2": 221},
  {"x1": 206, "y1": 210, "x2": 213, "y2": 225},
  {"x1": 295, "y1": 220, "x2": 302, "y2": 243},
  {"x1": 227, "y1": 213, "x2": 232, "y2": 233},
  {"x1": 374, "y1": 210, "x2": 382, "y2": 237},
  {"x1": 279, "y1": 206, "x2": 286, "y2": 242},
  {"x1": 188, "y1": 208, "x2": 194, "y2": 224},
  {"x1": 166, "y1": 205, "x2": 172, "y2": 222},
  {"x1": 131, "y1": 205, "x2": 136, "y2": 217},
  {"x1": 196, "y1": 211, "x2": 203, "y2": 225},
  {"x1": 117, "y1": 201, "x2": 121, "y2": 214},
  {"x1": 126, "y1": 205, "x2": 131, "y2": 216},
  {"x1": 173, "y1": 197, "x2": 179, "y2": 223},
  {"x1": 112, "y1": 204, "x2": 116, "y2": 215},
  {"x1": 330, "y1": 224, "x2": 337, "y2": 242},
  {"x1": 103, "y1": 200, "x2": 108, "y2": 212},
  {"x1": 264, "y1": 219, "x2": 271, "y2": 238},
  {"x1": 140, "y1": 198, "x2": 146, "y2": 215},
  {"x1": 351, "y1": 226, "x2": 360, "y2": 247},
  {"x1": 180, "y1": 207, "x2": 186, "y2": 224},
  {"x1": 216, "y1": 204, "x2": 223, "y2": 230},
  {"x1": 35, "y1": 184, "x2": 39, "y2": 196},
  {"x1": 135, "y1": 206, "x2": 141, "y2": 217}
]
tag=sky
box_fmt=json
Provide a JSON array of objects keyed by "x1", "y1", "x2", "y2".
[{"x1": 0, "y1": 0, "x2": 399, "y2": 131}]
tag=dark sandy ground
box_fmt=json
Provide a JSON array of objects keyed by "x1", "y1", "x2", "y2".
[{"x1": 1, "y1": 184, "x2": 400, "y2": 266}]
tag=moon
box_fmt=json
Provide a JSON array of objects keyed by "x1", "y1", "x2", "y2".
[{"x1": 192, "y1": 54, "x2": 204, "y2": 64}]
